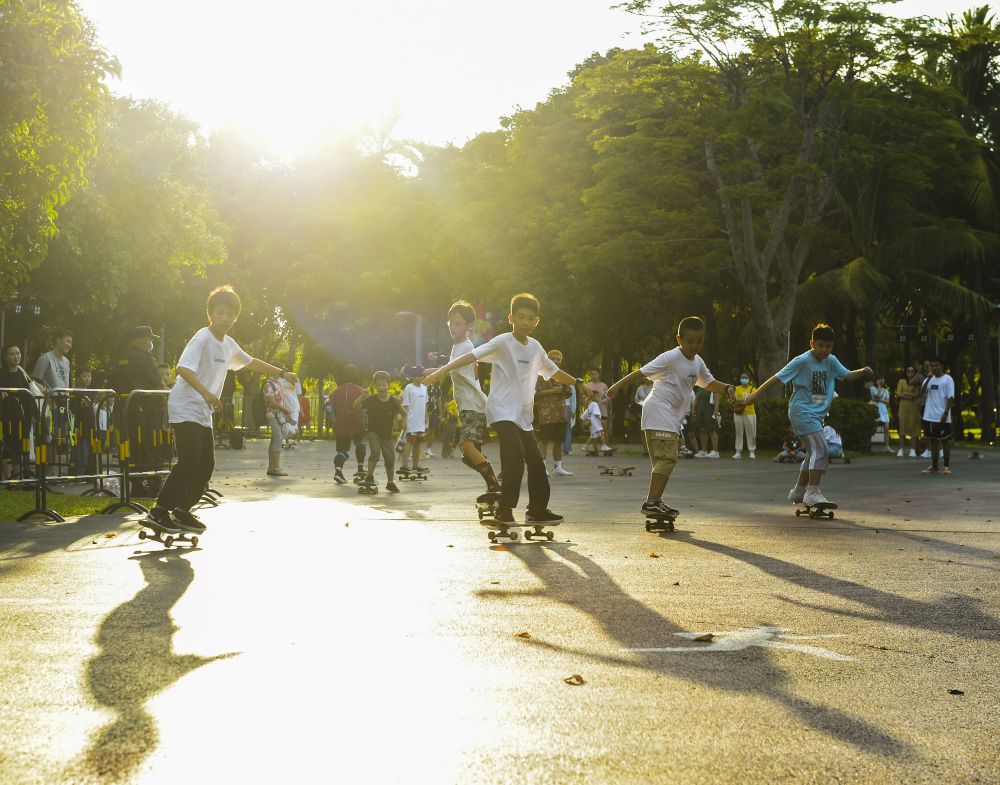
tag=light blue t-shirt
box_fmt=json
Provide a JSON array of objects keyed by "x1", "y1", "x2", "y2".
[{"x1": 776, "y1": 350, "x2": 850, "y2": 436}]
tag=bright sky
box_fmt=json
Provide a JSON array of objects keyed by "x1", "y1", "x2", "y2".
[{"x1": 77, "y1": 0, "x2": 991, "y2": 158}]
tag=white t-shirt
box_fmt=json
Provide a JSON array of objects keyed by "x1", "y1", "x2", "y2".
[
  {"x1": 280, "y1": 377, "x2": 301, "y2": 419},
  {"x1": 472, "y1": 333, "x2": 559, "y2": 431},
  {"x1": 168, "y1": 327, "x2": 252, "y2": 427},
  {"x1": 449, "y1": 339, "x2": 487, "y2": 414},
  {"x1": 583, "y1": 401, "x2": 603, "y2": 436},
  {"x1": 922, "y1": 373, "x2": 955, "y2": 423},
  {"x1": 639, "y1": 347, "x2": 715, "y2": 433},
  {"x1": 822, "y1": 425, "x2": 842, "y2": 446},
  {"x1": 402, "y1": 382, "x2": 428, "y2": 433}
]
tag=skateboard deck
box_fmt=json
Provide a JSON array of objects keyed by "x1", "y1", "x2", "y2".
[
  {"x1": 358, "y1": 479, "x2": 378, "y2": 495},
  {"x1": 644, "y1": 511, "x2": 677, "y2": 532},
  {"x1": 136, "y1": 522, "x2": 199, "y2": 548},
  {"x1": 352, "y1": 471, "x2": 368, "y2": 485},
  {"x1": 599, "y1": 465, "x2": 635, "y2": 476},
  {"x1": 397, "y1": 467, "x2": 428, "y2": 481},
  {"x1": 795, "y1": 501, "x2": 837, "y2": 519}
]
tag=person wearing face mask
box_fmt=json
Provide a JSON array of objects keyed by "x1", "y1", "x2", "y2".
[{"x1": 733, "y1": 372, "x2": 757, "y2": 459}]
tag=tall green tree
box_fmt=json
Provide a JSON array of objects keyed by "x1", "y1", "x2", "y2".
[{"x1": 1, "y1": 0, "x2": 118, "y2": 296}]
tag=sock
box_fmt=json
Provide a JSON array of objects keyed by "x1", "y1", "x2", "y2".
[
  {"x1": 806, "y1": 485, "x2": 819, "y2": 493},
  {"x1": 646, "y1": 495, "x2": 659, "y2": 504},
  {"x1": 554, "y1": 460, "x2": 562, "y2": 469}
]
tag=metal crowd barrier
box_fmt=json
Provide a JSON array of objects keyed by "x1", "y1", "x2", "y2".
[{"x1": 100, "y1": 389, "x2": 173, "y2": 516}]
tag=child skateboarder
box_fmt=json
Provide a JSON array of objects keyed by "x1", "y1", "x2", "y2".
[
  {"x1": 353, "y1": 370, "x2": 405, "y2": 492},
  {"x1": 400, "y1": 369, "x2": 428, "y2": 475},
  {"x1": 607, "y1": 316, "x2": 738, "y2": 518},
  {"x1": 424, "y1": 292, "x2": 580, "y2": 525},
  {"x1": 145, "y1": 285, "x2": 298, "y2": 534},
  {"x1": 743, "y1": 323, "x2": 872, "y2": 508}
]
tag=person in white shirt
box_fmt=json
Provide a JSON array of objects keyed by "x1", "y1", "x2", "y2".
[
  {"x1": 427, "y1": 300, "x2": 498, "y2": 493},
  {"x1": 919, "y1": 358, "x2": 955, "y2": 475},
  {"x1": 144, "y1": 286, "x2": 298, "y2": 536},
  {"x1": 424, "y1": 292, "x2": 579, "y2": 525},
  {"x1": 581, "y1": 393, "x2": 610, "y2": 453},
  {"x1": 400, "y1": 373, "x2": 429, "y2": 473},
  {"x1": 608, "y1": 316, "x2": 738, "y2": 518}
]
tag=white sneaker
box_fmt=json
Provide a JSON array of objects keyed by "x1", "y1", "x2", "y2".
[
  {"x1": 425, "y1": 449, "x2": 435, "y2": 458},
  {"x1": 600, "y1": 445, "x2": 613, "y2": 452},
  {"x1": 732, "y1": 452, "x2": 742, "y2": 459},
  {"x1": 707, "y1": 450, "x2": 720, "y2": 458},
  {"x1": 896, "y1": 449, "x2": 904, "y2": 457},
  {"x1": 788, "y1": 486, "x2": 806, "y2": 504},
  {"x1": 909, "y1": 449, "x2": 917, "y2": 457},
  {"x1": 694, "y1": 451, "x2": 708, "y2": 458},
  {"x1": 552, "y1": 466, "x2": 573, "y2": 476},
  {"x1": 920, "y1": 450, "x2": 931, "y2": 458},
  {"x1": 803, "y1": 489, "x2": 831, "y2": 506},
  {"x1": 749, "y1": 452, "x2": 756, "y2": 459}
]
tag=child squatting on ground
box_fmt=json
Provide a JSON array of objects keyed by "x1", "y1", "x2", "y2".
[
  {"x1": 743, "y1": 323, "x2": 872, "y2": 508},
  {"x1": 607, "y1": 316, "x2": 738, "y2": 517},
  {"x1": 146, "y1": 285, "x2": 299, "y2": 535},
  {"x1": 424, "y1": 293, "x2": 580, "y2": 525}
]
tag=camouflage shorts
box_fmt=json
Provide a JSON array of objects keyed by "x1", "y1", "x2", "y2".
[{"x1": 459, "y1": 410, "x2": 487, "y2": 444}]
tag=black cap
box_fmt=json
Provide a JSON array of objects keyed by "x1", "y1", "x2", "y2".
[{"x1": 129, "y1": 326, "x2": 159, "y2": 341}]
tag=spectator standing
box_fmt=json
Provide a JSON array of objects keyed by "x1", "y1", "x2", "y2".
[
  {"x1": 895, "y1": 366, "x2": 921, "y2": 457},
  {"x1": 583, "y1": 369, "x2": 610, "y2": 442},
  {"x1": 535, "y1": 348, "x2": 572, "y2": 476},
  {"x1": 869, "y1": 375, "x2": 890, "y2": 450},
  {"x1": 0, "y1": 344, "x2": 34, "y2": 480},
  {"x1": 732, "y1": 372, "x2": 757, "y2": 459}
]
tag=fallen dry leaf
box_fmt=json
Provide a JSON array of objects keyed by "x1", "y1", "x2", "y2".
[
  {"x1": 490, "y1": 581, "x2": 500, "y2": 585},
  {"x1": 649, "y1": 552, "x2": 660, "y2": 558},
  {"x1": 447, "y1": 544, "x2": 454, "y2": 548},
  {"x1": 104, "y1": 533, "x2": 116, "y2": 539},
  {"x1": 672, "y1": 582, "x2": 680, "y2": 586},
  {"x1": 563, "y1": 674, "x2": 586, "y2": 686},
  {"x1": 693, "y1": 633, "x2": 715, "y2": 642},
  {"x1": 948, "y1": 689, "x2": 965, "y2": 695},
  {"x1": 516, "y1": 632, "x2": 531, "y2": 639}
]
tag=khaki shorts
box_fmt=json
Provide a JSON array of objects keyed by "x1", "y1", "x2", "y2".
[{"x1": 644, "y1": 430, "x2": 680, "y2": 478}]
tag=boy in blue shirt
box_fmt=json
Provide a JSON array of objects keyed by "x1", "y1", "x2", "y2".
[{"x1": 744, "y1": 324, "x2": 871, "y2": 507}]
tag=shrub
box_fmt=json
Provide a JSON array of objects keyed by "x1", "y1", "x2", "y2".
[
  {"x1": 828, "y1": 397, "x2": 877, "y2": 451},
  {"x1": 719, "y1": 396, "x2": 874, "y2": 452}
]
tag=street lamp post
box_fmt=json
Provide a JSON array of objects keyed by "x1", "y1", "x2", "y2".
[{"x1": 396, "y1": 311, "x2": 423, "y2": 367}]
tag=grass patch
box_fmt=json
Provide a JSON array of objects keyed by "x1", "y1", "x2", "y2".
[{"x1": 0, "y1": 491, "x2": 155, "y2": 523}]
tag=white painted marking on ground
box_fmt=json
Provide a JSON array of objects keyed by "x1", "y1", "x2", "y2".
[{"x1": 627, "y1": 625, "x2": 854, "y2": 661}]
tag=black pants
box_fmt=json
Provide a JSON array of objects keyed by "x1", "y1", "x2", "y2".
[
  {"x1": 156, "y1": 421, "x2": 214, "y2": 511},
  {"x1": 494, "y1": 420, "x2": 549, "y2": 512}
]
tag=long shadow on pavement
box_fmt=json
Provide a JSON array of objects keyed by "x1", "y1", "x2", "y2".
[
  {"x1": 68, "y1": 550, "x2": 236, "y2": 781},
  {"x1": 676, "y1": 532, "x2": 1000, "y2": 639},
  {"x1": 0, "y1": 514, "x2": 135, "y2": 570},
  {"x1": 483, "y1": 543, "x2": 909, "y2": 757}
]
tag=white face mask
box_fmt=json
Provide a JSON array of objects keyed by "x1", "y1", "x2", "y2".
[{"x1": 740, "y1": 377, "x2": 749, "y2": 385}]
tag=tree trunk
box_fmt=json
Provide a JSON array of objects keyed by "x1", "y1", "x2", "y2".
[{"x1": 971, "y1": 266, "x2": 997, "y2": 442}]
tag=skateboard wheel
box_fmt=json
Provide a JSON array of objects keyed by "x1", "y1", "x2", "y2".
[
  {"x1": 138, "y1": 530, "x2": 147, "y2": 540},
  {"x1": 164, "y1": 536, "x2": 174, "y2": 547},
  {"x1": 545, "y1": 531, "x2": 554, "y2": 541},
  {"x1": 508, "y1": 530, "x2": 520, "y2": 542},
  {"x1": 645, "y1": 523, "x2": 654, "y2": 532},
  {"x1": 190, "y1": 536, "x2": 199, "y2": 547}
]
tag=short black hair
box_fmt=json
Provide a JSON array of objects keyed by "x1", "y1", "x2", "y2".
[
  {"x1": 373, "y1": 370, "x2": 390, "y2": 384},
  {"x1": 54, "y1": 328, "x2": 73, "y2": 342},
  {"x1": 340, "y1": 364, "x2": 360, "y2": 385},
  {"x1": 510, "y1": 292, "x2": 540, "y2": 316},
  {"x1": 207, "y1": 285, "x2": 242, "y2": 318},
  {"x1": 677, "y1": 316, "x2": 705, "y2": 337},
  {"x1": 158, "y1": 363, "x2": 170, "y2": 370},
  {"x1": 449, "y1": 300, "x2": 476, "y2": 324},
  {"x1": 812, "y1": 323, "x2": 835, "y2": 342}
]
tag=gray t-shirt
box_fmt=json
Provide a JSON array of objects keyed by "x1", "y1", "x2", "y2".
[{"x1": 33, "y1": 351, "x2": 70, "y2": 390}]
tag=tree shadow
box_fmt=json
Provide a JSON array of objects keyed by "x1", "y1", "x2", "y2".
[
  {"x1": 0, "y1": 514, "x2": 136, "y2": 568},
  {"x1": 70, "y1": 551, "x2": 237, "y2": 781},
  {"x1": 480, "y1": 543, "x2": 908, "y2": 757},
  {"x1": 674, "y1": 531, "x2": 1000, "y2": 640}
]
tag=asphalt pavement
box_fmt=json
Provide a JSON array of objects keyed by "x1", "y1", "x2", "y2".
[{"x1": 1, "y1": 439, "x2": 997, "y2": 784}]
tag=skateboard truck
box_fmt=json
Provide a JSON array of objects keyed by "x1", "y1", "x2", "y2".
[
  {"x1": 599, "y1": 465, "x2": 635, "y2": 476},
  {"x1": 644, "y1": 512, "x2": 676, "y2": 533},
  {"x1": 795, "y1": 502, "x2": 837, "y2": 520}
]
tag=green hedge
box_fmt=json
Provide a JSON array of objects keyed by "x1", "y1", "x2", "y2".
[{"x1": 718, "y1": 397, "x2": 876, "y2": 452}]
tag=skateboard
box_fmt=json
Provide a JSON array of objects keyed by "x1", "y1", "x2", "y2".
[
  {"x1": 476, "y1": 492, "x2": 557, "y2": 543},
  {"x1": 599, "y1": 465, "x2": 635, "y2": 476},
  {"x1": 397, "y1": 467, "x2": 428, "y2": 481},
  {"x1": 795, "y1": 501, "x2": 837, "y2": 519},
  {"x1": 644, "y1": 511, "x2": 677, "y2": 533},
  {"x1": 352, "y1": 470, "x2": 368, "y2": 485},
  {"x1": 586, "y1": 448, "x2": 616, "y2": 457},
  {"x1": 136, "y1": 522, "x2": 199, "y2": 548},
  {"x1": 358, "y1": 477, "x2": 378, "y2": 495}
]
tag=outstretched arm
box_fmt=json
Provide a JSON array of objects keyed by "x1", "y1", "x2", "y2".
[
  {"x1": 744, "y1": 375, "x2": 784, "y2": 404},
  {"x1": 844, "y1": 366, "x2": 873, "y2": 382},
  {"x1": 706, "y1": 379, "x2": 736, "y2": 404},
  {"x1": 423, "y1": 352, "x2": 476, "y2": 385},
  {"x1": 607, "y1": 369, "x2": 645, "y2": 399}
]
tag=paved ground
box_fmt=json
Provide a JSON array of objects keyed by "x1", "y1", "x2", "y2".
[{"x1": 1, "y1": 440, "x2": 997, "y2": 784}]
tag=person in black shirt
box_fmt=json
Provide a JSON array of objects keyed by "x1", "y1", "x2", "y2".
[
  {"x1": 353, "y1": 371, "x2": 405, "y2": 493},
  {"x1": 0, "y1": 344, "x2": 35, "y2": 480}
]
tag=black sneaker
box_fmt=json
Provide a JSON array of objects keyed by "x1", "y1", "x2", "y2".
[
  {"x1": 386, "y1": 481, "x2": 400, "y2": 493},
  {"x1": 642, "y1": 500, "x2": 678, "y2": 517},
  {"x1": 334, "y1": 468, "x2": 347, "y2": 484},
  {"x1": 145, "y1": 506, "x2": 181, "y2": 534},
  {"x1": 526, "y1": 508, "x2": 564, "y2": 524},
  {"x1": 171, "y1": 508, "x2": 207, "y2": 533},
  {"x1": 494, "y1": 505, "x2": 515, "y2": 524}
]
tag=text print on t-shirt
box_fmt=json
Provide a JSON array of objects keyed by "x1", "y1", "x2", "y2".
[{"x1": 811, "y1": 371, "x2": 828, "y2": 405}]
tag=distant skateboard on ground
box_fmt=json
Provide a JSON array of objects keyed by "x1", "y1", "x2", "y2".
[
  {"x1": 586, "y1": 447, "x2": 616, "y2": 457},
  {"x1": 795, "y1": 501, "x2": 837, "y2": 519},
  {"x1": 476, "y1": 492, "x2": 558, "y2": 543},
  {"x1": 644, "y1": 510, "x2": 677, "y2": 533},
  {"x1": 599, "y1": 465, "x2": 635, "y2": 476},
  {"x1": 357, "y1": 476, "x2": 378, "y2": 495},
  {"x1": 397, "y1": 467, "x2": 428, "y2": 481}
]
